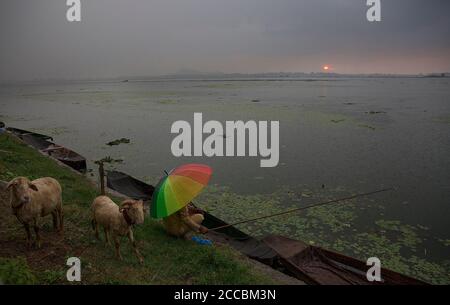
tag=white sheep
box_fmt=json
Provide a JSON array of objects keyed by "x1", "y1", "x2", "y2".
[
  {"x1": 91, "y1": 195, "x2": 146, "y2": 264},
  {"x1": 6, "y1": 176, "x2": 63, "y2": 248}
]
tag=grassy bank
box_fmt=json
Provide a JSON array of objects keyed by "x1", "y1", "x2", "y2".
[{"x1": 0, "y1": 133, "x2": 277, "y2": 284}]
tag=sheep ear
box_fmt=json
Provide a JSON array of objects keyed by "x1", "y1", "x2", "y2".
[
  {"x1": 119, "y1": 204, "x2": 130, "y2": 213},
  {"x1": 121, "y1": 200, "x2": 133, "y2": 208},
  {"x1": 29, "y1": 183, "x2": 38, "y2": 192},
  {"x1": 6, "y1": 180, "x2": 15, "y2": 190},
  {"x1": 120, "y1": 202, "x2": 131, "y2": 210}
]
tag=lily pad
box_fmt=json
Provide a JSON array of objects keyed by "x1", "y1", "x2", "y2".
[{"x1": 106, "y1": 138, "x2": 131, "y2": 146}]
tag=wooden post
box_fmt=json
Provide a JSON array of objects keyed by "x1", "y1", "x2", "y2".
[{"x1": 99, "y1": 161, "x2": 105, "y2": 195}]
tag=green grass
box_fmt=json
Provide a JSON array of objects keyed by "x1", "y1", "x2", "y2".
[
  {"x1": 0, "y1": 257, "x2": 36, "y2": 284},
  {"x1": 0, "y1": 134, "x2": 276, "y2": 285}
]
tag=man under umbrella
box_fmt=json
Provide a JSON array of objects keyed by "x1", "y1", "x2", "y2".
[
  {"x1": 162, "y1": 202, "x2": 208, "y2": 239},
  {"x1": 151, "y1": 164, "x2": 211, "y2": 239}
]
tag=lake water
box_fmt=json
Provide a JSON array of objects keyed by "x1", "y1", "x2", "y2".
[{"x1": 1, "y1": 77, "x2": 449, "y2": 282}]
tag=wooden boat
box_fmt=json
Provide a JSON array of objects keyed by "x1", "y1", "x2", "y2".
[
  {"x1": 46, "y1": 146, "x2": 87, "y2": 172},
  {"x1": 19, "y1": 133, "x2": 87, "y2": 172},
  {"x1": 6, "y1": 127, "x2": 53, "y2": 141},
  {"x1": 261, "y1": 235, "x2": 427, "y2": 285},
  {"x1": 105, "y1": 170, "x2": 427, "y2": 285},
  {"x1": 106, "y1": 170, "x2": 154, "y2": 200}
]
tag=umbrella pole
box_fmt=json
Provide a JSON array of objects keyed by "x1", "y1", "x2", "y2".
[{"x1": 209, "y1": 188, "x2": 394, "y2": 232}]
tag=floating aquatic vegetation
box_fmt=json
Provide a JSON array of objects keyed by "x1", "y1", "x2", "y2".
[
  {"x1": 106, "y1": 138, "x2": 130, "y2": 146},
  {"x1": 331, "y1": 119, "x2": 346, "y2": 123},
  {"x1": 158, "y1": 99, "x2": 179, "y2": 105},
  {"x1": 94, "y1": 156, "x2": 123, "y2": 164},
  {"x1": 196, "y1": 184, "x2": 450, "y2": 284},
  {"x1": 301, "y1": 111, "x2": 352, "y2": 127},
  {"x1": 299, "y1": 110, "x2": 384, "y2": 132},
  {"x1": 432, "y1": 114, "x2": 450, "y2": 124},
  {"x1": 358, "y1": 124, "x2": 376, "y2": 130},
  {"x1": 193, "y1": 83, "x2": 244, "y2": 89},
  {"x1": 365, "y1": 111, "x2": 386, "y2": 114},
  {"x1": 40, "y1": 126, "x2": 72, "y2": 136}
]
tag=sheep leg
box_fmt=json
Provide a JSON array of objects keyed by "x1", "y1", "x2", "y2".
[
  {"x1": 113, "y1": 235, "x2": 123, "y2": 261},
  {"x1": 34, "y1": 225, "x2": 41, "y2": 249},
  {"x1": 92, "y1": 218, "x2": 100, "y2": 240},
  {"x1": 51, "y1": 211, "x2": 58, "y2": 231},
  {"x1": 127, "y1": 230, "x2": 144, "y2": 265},
  {"x1": 23, "y1": 223, "x2": 32, "y2": 249},
  {"x1": 58, "y1": 207, "x2": 64, "y2": 234},
  {"x1": 104, "y1": 227, "x2": 111, "y2": 245}
]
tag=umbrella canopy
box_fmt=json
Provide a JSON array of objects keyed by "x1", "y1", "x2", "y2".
[{"x1": 151, "y1": 163, "x2": 212, "y2": 219}]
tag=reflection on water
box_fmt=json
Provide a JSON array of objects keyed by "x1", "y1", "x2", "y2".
[{"x1": 1, "y1": 78, "x2": 449, "y2": 282}]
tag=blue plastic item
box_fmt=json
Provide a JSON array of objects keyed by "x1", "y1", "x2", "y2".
[{"x1": 191, "y1": 236, "x2": 213, "y2": 246}]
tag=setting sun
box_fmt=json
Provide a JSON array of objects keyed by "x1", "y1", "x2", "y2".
[{"x1": 323, "y1": 65, "x2": 330, "y2": 71}]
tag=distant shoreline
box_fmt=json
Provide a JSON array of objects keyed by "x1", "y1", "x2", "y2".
[{"x1": 1, "y1": 73, "x2": 449, "y2": 85}]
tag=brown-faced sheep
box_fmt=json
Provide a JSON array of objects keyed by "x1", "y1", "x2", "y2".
[
  {"x1": 6, "y1": 176, "x2": 63, "y2": 248},
  {"x1": 91, "y1": 195, "x2": 146, "y2": 264}
]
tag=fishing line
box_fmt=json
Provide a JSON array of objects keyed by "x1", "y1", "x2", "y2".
[{"x1": 209, "y1": 188, "x2": 394, "y2": 232}]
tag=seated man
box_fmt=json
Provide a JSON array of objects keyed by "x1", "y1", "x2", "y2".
[{"x1": 162, "y1": 203, "x2": 208, "y2": 239}]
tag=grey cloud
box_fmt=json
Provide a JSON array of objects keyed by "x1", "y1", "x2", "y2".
[{"x1": 0, "y1": 0, "x2": 449, "y2": 80}]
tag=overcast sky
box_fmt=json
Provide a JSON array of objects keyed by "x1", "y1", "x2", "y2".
[{"x1": 1, "y1": 0, "x2": 449, "y2": 80}]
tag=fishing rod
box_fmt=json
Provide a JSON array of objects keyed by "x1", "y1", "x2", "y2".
[{"x1": 209, "y1": 187, "x2": 394, "y2": 232}]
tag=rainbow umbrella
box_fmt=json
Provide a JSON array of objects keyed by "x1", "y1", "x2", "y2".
[{"x1": 150, "y1": 164, "x2": 212, "y2": 219}]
